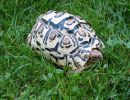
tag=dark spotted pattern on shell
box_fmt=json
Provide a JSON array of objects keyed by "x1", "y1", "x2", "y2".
[{"x1": 27, "y1": 10, "x2": 105, "y2": 71}]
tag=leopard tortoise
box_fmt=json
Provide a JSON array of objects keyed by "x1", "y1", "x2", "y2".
[{"x1": 27, "y1": 10, "x2": 105, "y2": 72}]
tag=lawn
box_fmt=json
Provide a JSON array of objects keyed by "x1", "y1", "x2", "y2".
[{"x1": 0, "y1": 0, "x2": 130, "y2": 99}]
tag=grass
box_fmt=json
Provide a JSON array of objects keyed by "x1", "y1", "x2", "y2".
[{"x1": 0, "y1": 0, "x2": 130, "y2": 99}]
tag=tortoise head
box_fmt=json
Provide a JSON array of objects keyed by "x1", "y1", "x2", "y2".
[
  {"x1": 88, "y1": 49, "x2": 103, "y2": 63},
  {"x1": 86, "y1": 36, "x2": 105, "y2": 65}
]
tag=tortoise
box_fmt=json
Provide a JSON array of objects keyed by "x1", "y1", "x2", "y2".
[{"x1": 27, "y1": 10, "x2": 105, "y2": 72}]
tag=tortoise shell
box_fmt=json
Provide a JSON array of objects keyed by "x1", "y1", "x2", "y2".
[{"x1": 27, "y1": 10, "x2": 105, "y2": 72}]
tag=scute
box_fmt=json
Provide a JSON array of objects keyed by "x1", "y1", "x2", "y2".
[{"x1": 27, "y1": 10, "x2": 104, "y2": 71}]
